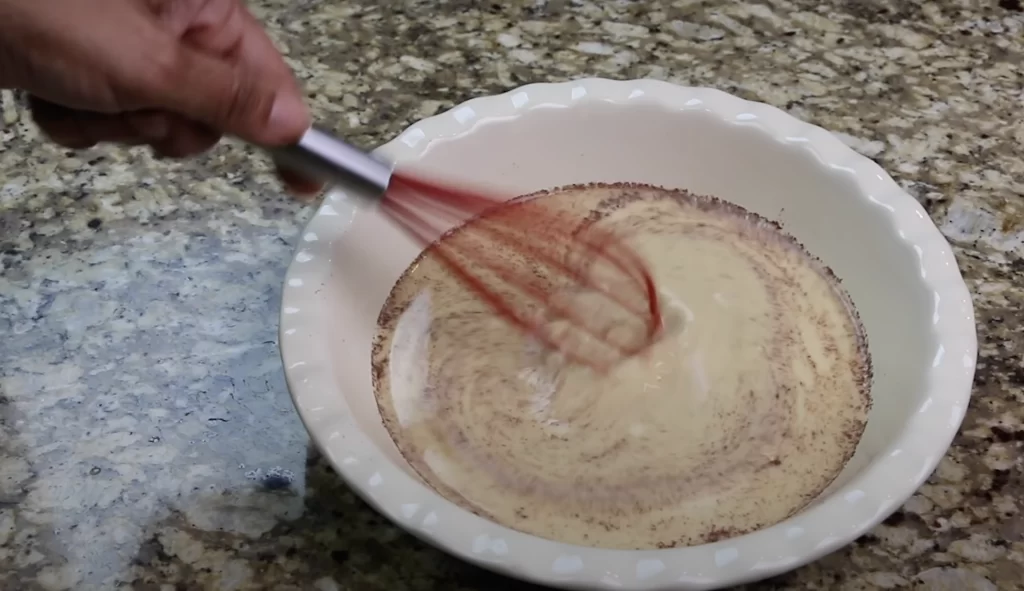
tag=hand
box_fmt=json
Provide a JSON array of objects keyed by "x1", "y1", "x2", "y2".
[{"x1": 0, "y1": 0, "x2": 322, "y2": 196}]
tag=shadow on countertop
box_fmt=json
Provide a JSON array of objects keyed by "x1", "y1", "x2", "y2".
[
  {"x1": 125, "y1": 444, "x2": 551, "y2": 590},
  {"x1": 121, "y1": 443, "x2": 853, "y2": 591}
]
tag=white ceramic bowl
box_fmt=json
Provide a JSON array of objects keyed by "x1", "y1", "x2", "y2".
[{"x1": 280, "y1": 79, "x2": 977, "y2": 590}]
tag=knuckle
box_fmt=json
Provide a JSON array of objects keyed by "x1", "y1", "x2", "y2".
[
  {"x1": 151, "y1": 44, "x2": 185, "y2": 87},
  {"x1": 129, "y1": 42, "x2": 185, "y2": 103},
  {"x1": 220, "y1": 67, "x2": 274, "y2": 130}
]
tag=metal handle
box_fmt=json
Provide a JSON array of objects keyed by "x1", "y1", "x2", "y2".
[{"x1": 269, "y1": 127, "x2": 393, "y2": 197}]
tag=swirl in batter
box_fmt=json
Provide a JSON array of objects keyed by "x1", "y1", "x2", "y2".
[{"x1": 371, "y1": 183, "x2": 872, "y2": 550}]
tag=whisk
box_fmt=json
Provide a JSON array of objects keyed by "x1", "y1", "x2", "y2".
[{"x1": 272, "y1": 127, "x2": 663, "y2": 370}]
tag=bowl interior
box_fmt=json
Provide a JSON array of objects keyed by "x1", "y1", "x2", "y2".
[{"x1": 317, "y1": 100, "x2": 936, "y2": 517}]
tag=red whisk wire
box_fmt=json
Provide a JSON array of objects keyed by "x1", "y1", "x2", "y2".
[{"x1": 380, "y1": 172, "x2": 663, "y2": 370}]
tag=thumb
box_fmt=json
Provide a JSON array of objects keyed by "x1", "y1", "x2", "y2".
[{"x1": 155, "y1": 45, "x2": 309, "y2": 146}]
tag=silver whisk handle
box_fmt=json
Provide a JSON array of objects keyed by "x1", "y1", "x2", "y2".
[{"x1": 269, "y1": 127, "x2": 393, "y2": 197}]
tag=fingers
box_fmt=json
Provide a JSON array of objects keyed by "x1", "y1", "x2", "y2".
[
  {"x1": 148, "y1": 121, "x2": 222, "y2": 158},
  {"x1": 235, "y1": 11, "x2": 322, "y2": 195},
  {"x1": 142, "y1": 39, "x2": 320, "y2": 194},
  {"x1": 140, "y1": 0, "x2": 308, "y2": 148},
  {"x1": 178, "y1": 0, "x2": 246, "y2": 56},
  {"x1": 34, "y1": 97, "x2": 318, "y2": 198},
  {"x1": 30, "y1": 0, "x2": 319, "y2": 196},
  {"x1": 32, "y1": 94, "x2": 318, "y2": 197},
  {"x1": 30, "y1": 97, "x2": 163, "y2": 148},
  {"x1": 176, "y1": 0, "x2": 323, "y2": 196},
  {"x1": 145, "y1": 38, "x2": 308, "y2": 148},
  {"x1": 30, "y1": 96, "x2": 222, "y2": 158},
  {"x1": 140, "y1": 0, "x2": 318, "y2": 193}
]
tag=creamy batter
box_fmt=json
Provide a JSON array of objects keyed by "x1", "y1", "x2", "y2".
[{"x1": 371, "y1": 183, "x2": 872, "y2": 550}]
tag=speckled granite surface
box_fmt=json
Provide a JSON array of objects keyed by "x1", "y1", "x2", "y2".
[{"x1": 1, "y1": 0, "x2": 1022, "y2": 589}]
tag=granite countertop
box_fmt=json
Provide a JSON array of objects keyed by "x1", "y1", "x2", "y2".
[{"x1": 1, "y1": 0, "x2": 1023, "y2": 589}]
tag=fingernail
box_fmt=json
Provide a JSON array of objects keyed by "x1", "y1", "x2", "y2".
[{"x1": 268, "y1": 92, "x2": 310, "y2": 144}]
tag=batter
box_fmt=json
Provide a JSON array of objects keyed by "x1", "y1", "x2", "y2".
[{"x1": 371, "y1": 183, "x2": 872, "y2": 550}]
